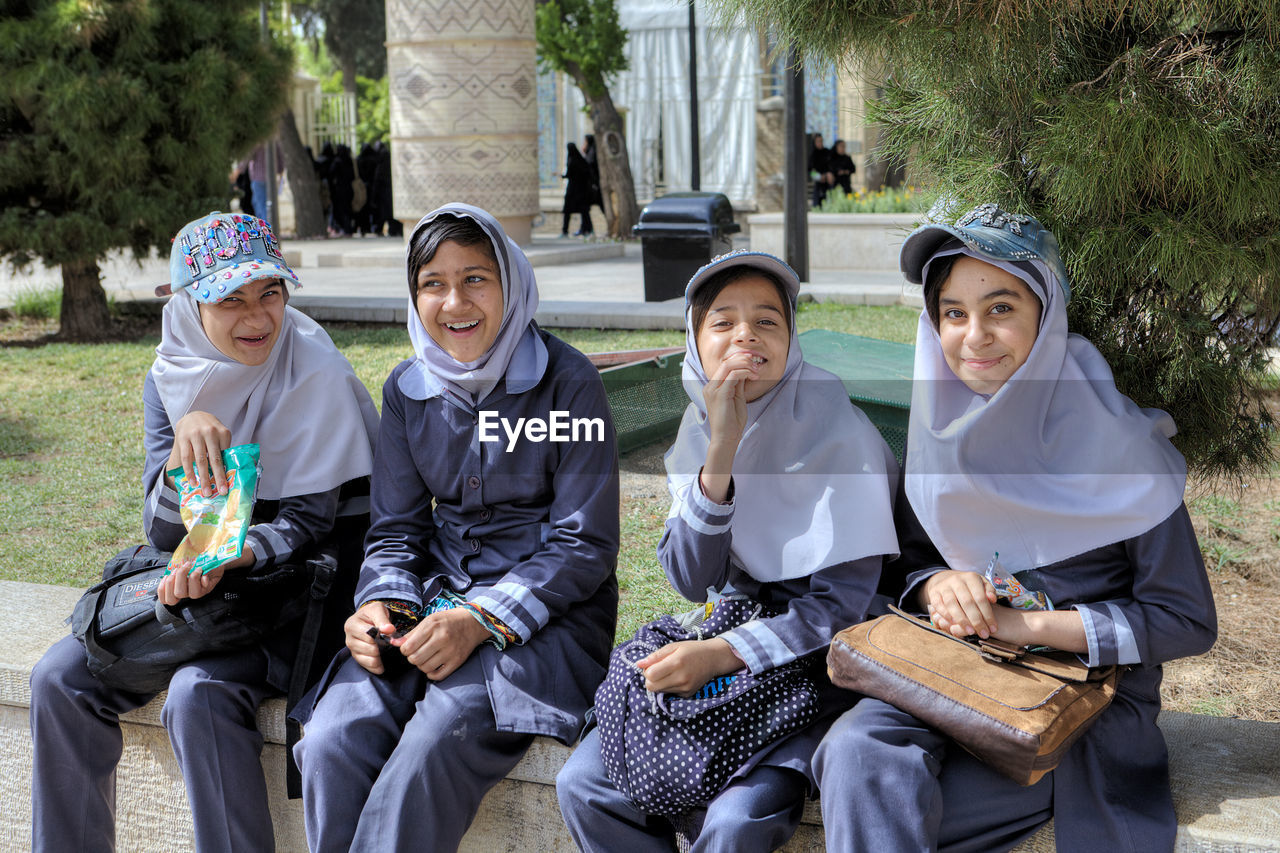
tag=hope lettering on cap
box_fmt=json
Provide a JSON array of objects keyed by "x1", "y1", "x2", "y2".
[{"x1": 178, "y1": 215, "x2": 284, "y2": 278}]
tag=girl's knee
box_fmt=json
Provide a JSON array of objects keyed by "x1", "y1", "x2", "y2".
[
  {"x1": 555, "y1": 745, "x2": 600, "y2": 807},
  {"x1": 30, "y1": 638, "x2": 93, "y2": 708}
]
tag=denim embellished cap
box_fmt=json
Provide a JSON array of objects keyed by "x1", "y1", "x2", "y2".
[
  {"x1": 899, "y1": 203, "x2": 1071, "y2": 302},
  {"x1": 161, "y1": 211, "x2": 301, "y2": 302},
  {"x1": 684, "y1": 249, "x2": 800, "y2": 305}
]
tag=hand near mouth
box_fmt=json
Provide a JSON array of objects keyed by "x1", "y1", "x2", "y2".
[{"x1": 703, "y1": 357, "x2": 756, "y2": 447}]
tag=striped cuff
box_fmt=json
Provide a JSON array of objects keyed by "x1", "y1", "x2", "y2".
[
  {"x1": 356, "y1": 574, "x2": 424, "y2": 609},
  {"x1": 471, "y1": 581, "x2": 550, "y2": 643},
  {"x1": 720, "y1": 620, "x2": 797, "y2": 674},
  {"x1": 1074, "y1": 602, "x2": 1140, "y2": 668},
  {"x1": 676, "y1": 479, "x2": 735, "y2": 537},
  {"x1": 245, "y1": 524, "x2": 289, "y2": 571},
  {"x1": 150, "y1": 482, "x2": 184, "y2": 527}
]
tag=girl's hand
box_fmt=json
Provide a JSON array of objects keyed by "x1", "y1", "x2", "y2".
[
  {"x1": 922, "y1": 570, "x2": 999, "y2": 639},
  {"x1": 698, "y1": 355, "x2": 759, "y2": 502},
  {"x1": 157, "y1": 558, "x2": 228, "y2": 606},
  {"x1": 395, "y1": 608, "x2": 490, "y2": 682},
  {"x1": 168, "y1": 411, "x2": 232, "y2": 496},
  {"x1": 346, "y1": 600, "x2": 396, "y2": 674},
  {"x1": 636, "y1": 638, "x2": 742, "y2": 697},
  {"x1": 701, "y1": 354, "x2": 757, "y2": 447}
]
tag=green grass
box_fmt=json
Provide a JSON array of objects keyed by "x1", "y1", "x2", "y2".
[
  {"x1": 11, "y1": 285, "x2": 62, "y2": 320},
  {"x1": 0, "y1": 304, "x2": 916, "y2": 601}
]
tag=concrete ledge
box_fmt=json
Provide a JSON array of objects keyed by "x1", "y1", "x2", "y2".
[
  {"x1": 749, "y1": 212, "x2": 920, "y2": 272},
  {"x1": 2, "y1": 580, "x2": 1276, "y2": 852},
  {"x1": 282, "y1": 296, "x2": 688, "y2": 330},
  {"x1": 284, "y1": 239, "x2": 624, "y2": 271}
]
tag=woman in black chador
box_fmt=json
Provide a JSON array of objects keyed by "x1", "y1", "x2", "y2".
[
  {"x1": 828, "y1": 140, "x2": 856, "y2": 196},
  {"x1": 561, "y1": 143, "x2": 595, "y2": 237}
]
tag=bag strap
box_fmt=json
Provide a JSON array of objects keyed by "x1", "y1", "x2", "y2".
[{"x1": 285, "y1": 546, "x2": 338, "y2": 799}]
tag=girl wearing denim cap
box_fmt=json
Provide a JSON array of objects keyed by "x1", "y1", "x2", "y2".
[
  {"x1": 557, "y1": 250, "x2": 898, "y2": 852},
  {"x1": 291, "y1": 203, "x2": 619, "y2": 852},
  {"x1": 29, "y1": 212, "x2": 379, "y2": 852},
  {"x1": 813, "y1": 205, "x2": 1217, "y2": 852}
]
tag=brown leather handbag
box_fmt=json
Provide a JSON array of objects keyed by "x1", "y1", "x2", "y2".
[{"x1": 828, "y1": 605, "x2": 1120, "y2": 785}]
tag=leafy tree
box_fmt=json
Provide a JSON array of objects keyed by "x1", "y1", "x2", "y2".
[
  {"x1": 716, "y1": 0, "x2": 1280, "y2": 478},
  {"x1": 537, "y1": 0, "x2": 641, "y2": 238},
  {"x1": 0, "y1": 0, "x2": 291, "y2": 340},
  {"x1": 294, "y1": 0, "x2": 386, "y2": 95}
]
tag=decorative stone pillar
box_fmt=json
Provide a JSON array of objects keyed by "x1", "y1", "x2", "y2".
[{"x1": 385, "y1": 0, "x2": 539, "y2": 244}]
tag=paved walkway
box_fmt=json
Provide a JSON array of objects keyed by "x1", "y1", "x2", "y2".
[{"x1": 0, "y1": 233, "x2": 920, "y2": 330}]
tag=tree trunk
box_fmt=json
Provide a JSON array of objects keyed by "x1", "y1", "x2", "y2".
[
  {"x1": 338, "y1": 51, "x2": 358, "y2": 96},
  {"x1": 583, "y1": 91, "x2": 640, "y2": 239},
  {"x1": 59, "y1": 258, "x2": 111, "y2": 341},
  {"x1": 279, "y1": 108, "x2": 327, "y2": 239}
]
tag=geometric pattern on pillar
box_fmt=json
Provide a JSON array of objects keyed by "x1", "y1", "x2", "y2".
[{"x1": 387, "y1": 0, "x2": 538, "y2": 223}]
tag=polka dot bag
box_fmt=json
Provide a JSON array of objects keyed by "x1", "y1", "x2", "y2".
[{"x1": 593, "y1": 596, "x2": 820, "y2": 815}]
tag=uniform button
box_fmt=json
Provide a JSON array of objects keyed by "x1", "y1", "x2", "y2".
[
  {"x1": 479, "y1": 509, "x2": 491, "y2": 522},
  {"x1": 469, "y1": 538, "x2": 481, "y2": 552},
  {"x1": 467, "y1": 476, "x2": 480, "y2": 489}
]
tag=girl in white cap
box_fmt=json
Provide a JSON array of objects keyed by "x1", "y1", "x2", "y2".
[{"x1": 557, "y1": 250, "x2": 899, "y2": 851}]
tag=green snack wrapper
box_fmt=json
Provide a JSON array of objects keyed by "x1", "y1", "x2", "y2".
[{"x1": 166, "y1": 443, "x2": 261, "y2": 575}]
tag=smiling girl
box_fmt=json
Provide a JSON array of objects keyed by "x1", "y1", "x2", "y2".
[
  {"x1": 557, "y1": 251, "x2": 898, "y2": 852},
  {"x1": 813, "y1": 205, "x2": 1217, "y2": 852},
  {"x1": 292, "y1": 203, "x2": 619, "y2": 853},
  {"x1": 30, "y1": 211, "x2": 379, "y2": 852}
]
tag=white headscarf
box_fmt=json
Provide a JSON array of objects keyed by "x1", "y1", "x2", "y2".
[
  {"x1": 398, "y1": 203, "x2": 548, "y2": 406},
  {"x1": 664, "y1": 254, "x2": 899, "y2": 583},
  {"x1": 905, "y1": 247, "x2": 1187, "y2": 573},
  {"x1": 151, "y1": 294, "x2": 379, "y2": 500}
]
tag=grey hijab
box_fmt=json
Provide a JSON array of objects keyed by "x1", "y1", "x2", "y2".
[{"x1": 399, "y1": 203, "x2": 548, "y2": 406}]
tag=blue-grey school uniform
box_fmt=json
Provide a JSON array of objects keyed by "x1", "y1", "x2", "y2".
[
  {"x1": 557, "y1": 475, "x2": 887, "y2": 852},
  {"x1": 30, "y1": 372, "x2": 363, "y2": 853},
  {"x1": 293, "y1": 330, "x2": 620, "y2": 853},
  {"x1": 813, "y1": 495, "x2": 1217, "y2": 853}
]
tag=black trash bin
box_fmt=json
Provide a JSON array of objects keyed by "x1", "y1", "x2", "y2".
[{"x1": 632, "y1": 192, "x2": 740, "y2": 301}]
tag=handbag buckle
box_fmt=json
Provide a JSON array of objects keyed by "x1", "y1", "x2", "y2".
[{"x1": 977, "y1": 637, "x2": 1025, "y2": 662}]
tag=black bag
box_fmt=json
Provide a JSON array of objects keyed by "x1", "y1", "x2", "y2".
[
  {"x1": 594, "y1": 597, "x2": 821, "y2": 816},
  {"x1": 70, "y1": 544, "x2": 313, "y2": 694},
  {"x1": 71, "y1": 543, "x2": 347, "y2": 797}
]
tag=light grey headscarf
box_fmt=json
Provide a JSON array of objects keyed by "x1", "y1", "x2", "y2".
[
  {"x1": 664, "y1": 251, "x2": 899, "y2": 583},
  {"x1": 905, "y1": 246, "x2": 1187, "y2": 574},
  {"x1": 398, "y1": 203, "x2": 548, "y2": 406},
  {"x1": 152, "y1": 293, "x2": 379, "y2": 500}
]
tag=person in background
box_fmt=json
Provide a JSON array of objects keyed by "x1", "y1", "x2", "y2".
[
  {"x1": 325, "y1": 144, "x2": 356, "y2": 237},
  {"x1": 583, "y1": 133, "x2": 604, "y2": 223},
  {"x1": 562, "y1": 142, "x2": 595, "y2": 237},
  {"x1": 808, "y1": 133, "x2": 834, "y2": 207},
  {"x1": 234, "y1": 140, "x2": 284, "y2": 227},
  {"x1": 828, "y1": 140, "x2": 856, "y2": 196}
]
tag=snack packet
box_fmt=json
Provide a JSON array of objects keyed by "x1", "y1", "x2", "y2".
[
  {"x1": 166, "y1": 443, "x2": 261, "y2": 575},
  {"x1": 983, "y1": 552, "x2": 1053, "y2": 611}
]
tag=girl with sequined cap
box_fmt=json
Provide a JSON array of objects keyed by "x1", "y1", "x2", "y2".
[
  {"x1": 556, "y1": 250, "x2": 899, "y2": 852},
  {"x1": 291, "y1": 203, "x2": 620, "y2": 852},
  {"x1": 29, "y1": 211, "x2": 379, "y2": 852},
  {"x1": 813, "y1": 204, "x2": 1217, "y2": 852}
]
